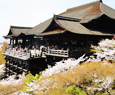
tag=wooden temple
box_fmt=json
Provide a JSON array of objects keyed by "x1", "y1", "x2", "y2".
[{"x1": 3, "y1": 0, "x2": 115, "y2": 76}]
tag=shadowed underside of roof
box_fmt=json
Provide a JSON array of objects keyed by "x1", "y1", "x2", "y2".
[
  {"x1": 82, "y1": 14, "x2": 115, "y2": 35},
  {"x1": 38, "y1": 29, "x2": 66, "y2": 36},
  {"x1": 3, "y1": 34, "x2": 14, "y2": 38}
]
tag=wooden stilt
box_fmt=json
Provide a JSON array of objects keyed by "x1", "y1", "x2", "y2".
[
  {"x1": 8, "y1": 57, "x2": 11, "y2": 76},
  {"x1": 16, "y1": 59, "x2": 19, "y2": 75},
  {"x1": 26, "y1": 61, "x2": 30, "y2": 74},
  {"x1": 21, "y1": 60, "x2": 24, "y2": 74},
  {"x1": 4, "y1": 56, "x2": 8, "y2": 77}
]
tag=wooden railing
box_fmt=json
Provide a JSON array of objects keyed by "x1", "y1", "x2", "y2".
[
  {"x1": 4, "y1": 45, "x2": 84, "y2": 59},
  {"x1": 30, "y1": 49, "x2": 46, "y2": 58},
  {"x1": 4, "y1": 48, "x2": 46, "y2": 59},
  {"x1": 46, "y1": 49, "x2": 69, "y2": 57},
  {"x1": 4, "y1": 49, "x2": 30, "y2": 58},
  {"x1": 46, "y1": 49, "x2": 84, "y2": 57}
]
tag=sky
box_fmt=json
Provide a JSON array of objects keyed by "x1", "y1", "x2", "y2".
[{"x1": 0, "y1": 0, "x2": 115, "y2": 43}]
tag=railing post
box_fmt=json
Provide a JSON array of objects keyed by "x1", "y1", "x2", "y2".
[
  {"x1": 5, "y1": 47, "x2": 7, "y2": 52},
  {"x1": 67, "y1": 49, "x2": 69, "y2": 57},
  {"x1": 13, "y1": 51, "x2": 15, "y2": 55},
  {"x1": 48, "y1": 49, "x2": 50, "y2": 54},
  {"x1": 29, "y1": 49, "x2": 31, "y2": 58}
]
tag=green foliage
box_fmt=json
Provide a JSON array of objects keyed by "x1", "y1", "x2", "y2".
[
  {"x1": 1, "y1": 40, "x2": 115, "y2": 94},
  {"x1": 23, "y1": 73, "x2": 39, "y2": 84},
  {"x1": 90, "y1": 49, "x2": 97, "y2": 53},
  {"x1": 22, "y1": 73, "x2": 39, "y2": 92},
  {"x1": 0, "y1": 42, "x2": 8, "y2": 65},
  {"x1": 36, "y1": 60, "x2": 115, "y2": 95},
  {"x1": 48, "y1": 85, "x2": 86, "y2": 95},
  {"x1": 66, "y1": 85, "x2": 86, "y2": 95}
]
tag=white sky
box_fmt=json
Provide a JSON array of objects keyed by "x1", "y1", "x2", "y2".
[{"x1": 0, "y1": 0, "x2": 115, "y2": 43}]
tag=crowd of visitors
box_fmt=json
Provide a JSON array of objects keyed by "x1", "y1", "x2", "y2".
[
  {"x1": 5, "y1": 45, "x2": 29, "y2": 53},
  {"x1": 5, "y1": 42, "x2": 86, "y2": 57}
]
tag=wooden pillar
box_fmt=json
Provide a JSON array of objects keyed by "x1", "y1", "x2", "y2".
[
  {"x1": 16, "y1": 59, "x2": 19, "y2": 75},
  {"x1": 28, "y1": 38, "x2": 30, "y2": 45},
  {"x1": 20, "y1": 60, "x2": 23, "y2": 74},
  {"x1": 13, "y1": 58, "x2": 17, "y2": 75},
  {"x1": 22, "y1": 38, "x2": 26, "y2": 48},
  {"x1": 16, "y1": 38, "x2": 18, "y2": 45},
  {"x1": 5, "y1": 56, "x2": 8, "y2": 77},
  {"x1": 30, "y1": 37, "x2": 33, "y2": 45},
  {"x1": 18, "y1": 60, "x2": 23, "y2": 74},
  {"x1": 10, "y1": 38, "x2": 12, "y2": 45},
  {"x1": 7, "y1": 57, "x2": 11, "y2": 76},
  {"x1": 21, "y1": 60, "x2": 24, "y2": 74},
  {"x1": 26, "y1": 39, "x2": 29, "y2": 46},
  {"x1": 10, "y1": 58, "x2": 13, "y2": 75},
  {"x1": 12, "y1": 38, "x2": 14, "y2": 47},
  {"x1": 23, "y1": 61, "x2": 30, "y2": 74},
  {"x1": 27, "y1": 61, "x2": 30, "y2": 74}
]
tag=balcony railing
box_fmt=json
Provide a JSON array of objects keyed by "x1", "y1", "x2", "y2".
[
  {"x1": 45, "y1": 49, "x2": 84, "y2": 57},
  {"x1": 46, "y1": 49, "x2": 69, "y2": 57},
  {"x1": 4, "y1": 45, "x2": 46, "y2": 59},
  {"x1": 4, "y1": 49, "x2": 30, "y2": 59},
  {"x1": 4, "y1": 45, "x2": 84, "y2": 59}
]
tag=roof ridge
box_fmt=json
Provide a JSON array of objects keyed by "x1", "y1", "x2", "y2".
[
  {"x1": 54, "y1": 15, "x2": 81, "y2": 22},
  {"x1": 10, "y1": 26, "x2": 32, "y2": 29},
  {"x1": 67, "y1": 0, "x2": 102, "y2": 11}
]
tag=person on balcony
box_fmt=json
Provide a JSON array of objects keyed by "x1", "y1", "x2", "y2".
[{"x1": 40, "y1": 45, "x2": 45, "y2": 52}]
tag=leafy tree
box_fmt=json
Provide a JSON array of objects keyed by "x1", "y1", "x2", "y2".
[{"x1": 0, "y1": 42, "x2": 8, "y2": 65}]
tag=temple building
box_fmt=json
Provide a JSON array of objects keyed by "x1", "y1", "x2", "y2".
[{"x1": 3, "y1": 0, "x2": 115, "y2": 76}]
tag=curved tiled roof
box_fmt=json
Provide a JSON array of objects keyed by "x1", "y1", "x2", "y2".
[
  {"x1": 27, "y1": 18, "x2": 53, "y2": 35},
  {"x1": 60, "y1": 0, "x2": 115, "y2": 23},
  {"x1": 37, "y1": 18, "x2": 112, "y2": 36},
  {"x1": 11, "y1": 26, "x2": 32, "y2": 36},
  {"x1": 54, "y1": 19, "x2": 92, "y2": 35},
  {"x1": 4, "y1": 26, "x2": 32, "y2": 38},
  {"x1": 4, "y1": 0, "x2": 115, "y2": 38},
  {"x1": 33, "y1": 0, "x2": 115, "y2": 36}
]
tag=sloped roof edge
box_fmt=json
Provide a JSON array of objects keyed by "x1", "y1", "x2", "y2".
[
  {"x1": 3, "y1": 26, "x2": 32, "y2": 38},
  {"x1": 67, "y1": 0, "x2": 102, "y2": 11},
  {"x1": 54, "y1": 19, "x2": 94, "y2": 35},
  {"x1": 10, "y1": 26, "x2": 32, "y2": 29},
  {"x1": 27, "y1": 18, "x2": 53, "y2": 35},
  {"x1": 59, "y1": 0, "x2": 115, "y2": 24},
  {"x1": 100, "y1": 3, "x2": 115, "y2": 19}
]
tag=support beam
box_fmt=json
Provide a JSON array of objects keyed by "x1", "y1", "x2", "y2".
[{"x1": 26, "y1": 61, "x2": 30, "y2": 74}]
